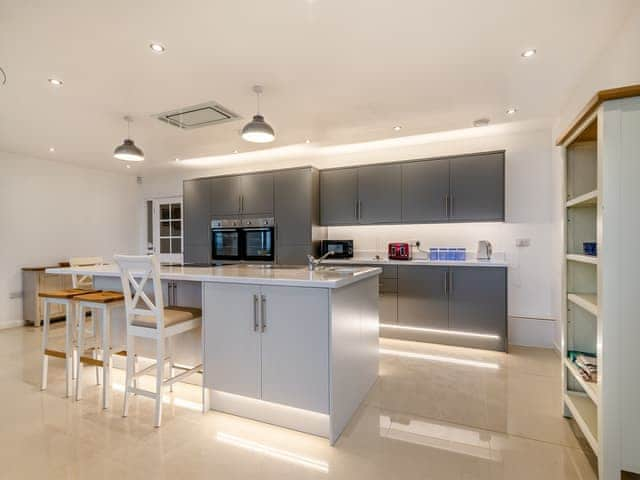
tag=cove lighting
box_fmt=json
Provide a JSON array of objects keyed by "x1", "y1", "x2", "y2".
[
  {"x1": 380, "y1": 323, "x2": 500, "y2": 340},
  {"x1": 216, "y1": 432, "x2": 329, "y2": 473},
  {"x1": 379, "y1": 348, "x2": 499, "y2": 369}
]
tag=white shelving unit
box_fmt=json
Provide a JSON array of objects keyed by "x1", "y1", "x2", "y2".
[{"x1": 558, "y1": 85, "x2": 640, "y2": 479}]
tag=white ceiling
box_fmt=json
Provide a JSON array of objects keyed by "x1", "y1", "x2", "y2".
[{"x1": 0, "y1": 0, "x2": 635, "y2": 173}]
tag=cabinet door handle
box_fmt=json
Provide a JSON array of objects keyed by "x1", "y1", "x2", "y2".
[
  {"x1": 445, "y1": 194, "x2": 450, "y2": 217},
  {"x1": 358, "y1": 200, "x2": 362, "y2": 220},
  {"x1": 260, "y1": 294, "x2": 267, "y2": 332},
  {"x1": 238, "y1": 195, "x2": 242, "y2": 213},
  {"x1": 444, "y1": 271, "x2": 449, "y2": 295},
  {"x1": 449, "y1": 270, "x2": 453, "y2": 294},
  {"x1": 241, "y1": 195, "x2": 245, "y2": 213},
  {"x1": 253, "y1": 294, "x2": 259, "y2": 331},
  {"x1": 450, "y1": 195, "x2": 454, "y2": 217},
  {"x1": 354, "y1": 200, "x2": 358, "y2": 220}
]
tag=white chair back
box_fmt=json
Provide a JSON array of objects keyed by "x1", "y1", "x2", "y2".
[
  {"x1": 69, "y1": 256, "x2": 104, "y2": 289},
  {"x1": 114, "y1": 255, "x2": 165, "y2": 330}
]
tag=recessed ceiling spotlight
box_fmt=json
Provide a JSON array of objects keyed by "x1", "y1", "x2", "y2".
[
  {"x1": 305, "y1": 139, "x2": 311, "y2": 144},
  {"x1": 126, "y1": 164, "x2": 131, "y2": 169},
  {"x1": 473, "y1": 118, "x2": 490, "y2": 127},
  {"x1": 48, "y1": 78, "x2": 63, "y2": 86},
  {"x1": 506, "y1": 108, "x2": 518, "y2": 115},
  {"x1": 48, "y1": 147, "x2": 55, "y2": 152},
  {"x1": 174, "y1": 157, "x2": 180, "y2": 162},
  {"x1": 521, "y1": 49, "x2": 536, "y2": 58},
  {"x1": 149, "y1": 43, "x2": 166, "y2": 54},
  {"x1": 233, "y1": 150, "x2": 239, "y2": 154},
  {"x1": 393, "y1": 126, "x2": 402, "y2": 131}
]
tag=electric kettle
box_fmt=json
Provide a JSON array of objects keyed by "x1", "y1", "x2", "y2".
[{"x1": 476, "y1": 240, "x2": 492, "y2": 260}]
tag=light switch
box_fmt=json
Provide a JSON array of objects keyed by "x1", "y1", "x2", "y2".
[{"x1": 515, "y1": 238, "x2": 531, "y2": 247}]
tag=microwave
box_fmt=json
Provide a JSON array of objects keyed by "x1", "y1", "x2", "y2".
[{"x1": 320, "y1": 240, "x2": 354, "y2": 259}]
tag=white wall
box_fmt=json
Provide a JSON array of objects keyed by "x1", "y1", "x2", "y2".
[
  {"x1": 141, "y1": 124, "x2": 557, "y2": 347},
  {"x1": 0, "y1": 151, "x2": 141, "y2": 328}
]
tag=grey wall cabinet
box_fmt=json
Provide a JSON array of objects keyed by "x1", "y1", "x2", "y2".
[
  {"x1": 320, "y1": 168, "x2": 359, "y2": 225},
  {"x1": 397, "y1": 266, "x2": 449, "y2": 329},
  {"x1": 449, "y1": 267, "x2": 507, "y2": 338},
  {"x1": 402, "y1": 158, "x2": 450, "y2": 223},
  {"x1": 183, "y1": 178, "x2": 211, "y2": 264},
  {"x1": 210, "y1": 173, "x2": 274, "y2": 218},
  {"x1": 210, "y1": 175, "x2": 242, "y2": 217},
  {"x1": 449, "y1": 152, "x2": 505, "y2": 222},
  {"x1": 240, "y1": 173, "x2": 274, "y2": 216},
  {"x1": 320, "y1": 151, "x2": 505, "y2": 225},
  {"x1": 358, "y1": 164, "x2": 402, "y2": 224}
]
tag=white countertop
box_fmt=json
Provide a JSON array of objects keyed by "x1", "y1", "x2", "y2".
[
  {"x1": 325, "y1": 256, "x2": 508, "y2": 267},
  {"x1": 46, "y1": 264, "x2": 382, "y2": 289}
]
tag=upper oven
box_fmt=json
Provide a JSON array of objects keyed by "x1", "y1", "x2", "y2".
[
  {"x1": 241, "y1": 217, "x2": 275, "y2": 262},
  {"x1": 211, "y1": 218, "x2": 242, "y2": 262}
]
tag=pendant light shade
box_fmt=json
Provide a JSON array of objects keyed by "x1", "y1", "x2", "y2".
[
  {"x1": 114, "y1": 116, "x2": 144, "y2": 162},
  {"x1": 241, "y1": 86, "x2": 275, "y2": 143}
]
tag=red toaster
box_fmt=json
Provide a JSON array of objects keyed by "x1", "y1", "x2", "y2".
[{"x1": 388, "y1": 243, "x2": 412, "y2": 260}]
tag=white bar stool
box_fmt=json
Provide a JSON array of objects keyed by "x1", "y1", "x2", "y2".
[
  {"x1": 74, "y1": 291, "x2": 125, "y2": 409},
  {"x1": 39, "y1": 288, "x2": 98, "y2": 397},
  {"x1": 115, "y1": 254, "x2": 203, "y2": 427}
]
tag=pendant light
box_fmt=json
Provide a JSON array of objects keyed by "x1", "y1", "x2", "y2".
[
  {"x1": 114, "y1": 116, "x2": 144, "y2": 162},
  {"x1": 241, "y1": 85, "x2": 275, "y2": 143}
]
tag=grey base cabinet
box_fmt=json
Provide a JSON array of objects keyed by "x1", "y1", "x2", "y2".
[{"x1": 390, "y1": 265, "x2": 507, "y2": 351}]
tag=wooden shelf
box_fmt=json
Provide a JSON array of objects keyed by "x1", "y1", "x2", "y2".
[
  {"x1": 566, "y1": 254, "x2": 598, "y2": 265},
  {"x1": 564, "y1": 392, "x2": 599, "y2": 454},
  {"x1": 568, "y1": 293, "x2": 598, "y2": 316},
  {"x1": 564, "y1": 357, "x2": 599, "y2": 405},
  {"x1": 566, "y1": 190, "x2": 597, "y2": 208}
]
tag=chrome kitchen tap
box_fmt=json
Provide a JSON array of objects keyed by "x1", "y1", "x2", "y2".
[{"x1": 307, "y1": 251, "x2": 334, "y2": 271}]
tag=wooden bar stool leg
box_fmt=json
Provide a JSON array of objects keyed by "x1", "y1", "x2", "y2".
[
  {"x1": 122, "y1": 335, "x2": 135, "y2": 418},
  {"x1": 40, "y1": 300, "x2": 50, "y2": 391},
  {"x1": 75, "y1": 304, "x2": 85, "y2": 401},
  {"x1": 102, "y1": 306, "x2": 111, "y2": 410},
  {"x1": 64, "y1": 302, "x2": 73, "y2": 398},
  {"x1": 154, "y1": 339, "x2": 165, "y2": 427},
  {"x1": 168, "y1": 337, "x2": 175, "y2": 393}
]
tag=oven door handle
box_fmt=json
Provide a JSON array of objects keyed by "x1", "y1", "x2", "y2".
[{"x1": 242, "y1": 227, "x2": 272, "y2": 231}]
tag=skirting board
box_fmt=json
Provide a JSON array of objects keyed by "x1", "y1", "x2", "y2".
[
  {"x1": 508, "y1": 316, "x2": 556, "y2": 348},
  {"x1": 0, "y1": 320, "x2": 25, "y2": 330}
]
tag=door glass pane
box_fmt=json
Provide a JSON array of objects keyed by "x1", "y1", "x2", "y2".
[
  {"x1": 160, "y1": 238, "x2": 171, "y2": 253},
  {"x1": 171, "y1": 203, "x2": 181, "y2": 220},
  {"x1": 160, "y1": 204, "x2": 170, "y2": 220},
  {"x1": 171, "y1": 221, "x2": 182, "y2": 236},
  {"x1": 171, "y1": 238, "x2": 182, "y2": 254},
  {"x1": 160, "y1": 221, "x2": 170, "y2": 236}
]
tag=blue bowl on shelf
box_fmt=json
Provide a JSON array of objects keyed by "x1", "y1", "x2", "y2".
[{"x1": 583, "y1": 242, "x2": 597, "y2": 256}]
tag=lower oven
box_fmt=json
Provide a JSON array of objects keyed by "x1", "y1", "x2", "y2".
[
  {"x1": 211, "y1": 219, "x2": 242, "y2": 262},
  {"x1": 241, "y1": 218, "x2": 275, "y2": 262}
]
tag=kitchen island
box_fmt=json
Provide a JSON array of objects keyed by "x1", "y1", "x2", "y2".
[{"x1": 46, "y1": 263, "x2": 381, "y2": 443}]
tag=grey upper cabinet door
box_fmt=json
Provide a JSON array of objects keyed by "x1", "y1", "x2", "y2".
[
  {"x1": 241, "y1": 172, "x2": 274, "y2": 216},
  {"x1": 274, "y1": 168, "x2": 311, "y2": 245},
  {"x1": 449, "y1": 267, "x2": 507, "y2": 339},
  {"x1": 320, "y1": 168, "x2": 359, "y2": 225},
  {"x1": 397, "y1": 266, "x2": 449, "y2": 329},
  {"x1": 449, "y1": 152, "x2": 505, "y2": 222},
  {"x1": 210, "y1": 175, "x2": 242, "y2": 217},
  {"x1": 183, "y1": 178, "x2": 211, "y2": 263},
  {"x1": 358, "y1": 164, "x2": 402, "y2": 224},
  {"x1": 402, "y1": 158, "x2": 450, "y2": 223}
]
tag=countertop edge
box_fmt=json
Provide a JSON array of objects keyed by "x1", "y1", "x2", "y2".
[{"x1": 325, "y1": 258, "x2": 509, "y2": 268}]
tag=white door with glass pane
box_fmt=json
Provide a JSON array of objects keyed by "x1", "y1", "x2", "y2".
[{"x1": 152, "y1": 197, "x2": 183, "y2": 264}]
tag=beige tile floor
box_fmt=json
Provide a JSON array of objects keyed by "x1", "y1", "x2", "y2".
[{"x1": 0, "y1": 325, "x2": 596, "y2": 480}]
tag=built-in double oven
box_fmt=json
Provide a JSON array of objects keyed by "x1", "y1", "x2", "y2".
[{"x1": 211, "y1": 217, "x2": 275, "y2": 263}]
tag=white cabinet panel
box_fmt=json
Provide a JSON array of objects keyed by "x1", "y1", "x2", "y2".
[
  {"x1": 260, "y1": 286, "x2": 330, "y2": 413},
  {"x1": 203, "y1": 283, "x2": 261, "y2": 399}
]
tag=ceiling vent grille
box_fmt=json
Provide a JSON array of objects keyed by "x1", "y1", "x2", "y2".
[{"x1": 156, "y1": 102, "x2": 240, "y2": 129}]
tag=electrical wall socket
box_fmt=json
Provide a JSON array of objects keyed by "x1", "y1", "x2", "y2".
[{"x1": 515, "y1": 238, "x2": 531, "y2": 248}]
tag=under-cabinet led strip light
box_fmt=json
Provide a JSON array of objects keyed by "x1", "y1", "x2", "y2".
[{"x1": 380, "y1": 323, "x2": 500, "y2": 340}]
